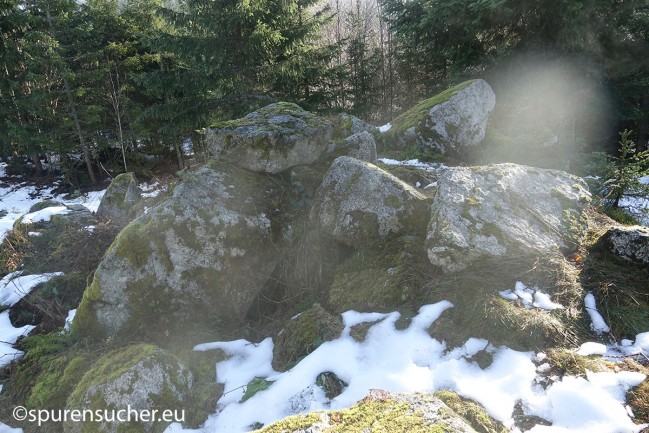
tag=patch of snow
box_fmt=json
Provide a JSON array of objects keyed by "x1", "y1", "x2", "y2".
[
  {"x1": 577, "y1": 342, "x2": 607, "y2": 356},
  {"x1": 499, "y1": 282, "x2": 563, "y2": 310},
  {"x1": 64, "y1": 190, "x2": 105, "y2": 213},
  {"x1": 584, "y1": 293, "x2": 610, "y2": 334},
  {"x1": 0, "y1": 310, "x2": 34, "y2": 368},
  {"x1": 377, "y1": 158, "x2": 446, "y2": 173},
  {"x1": 379, "y1": 123, "x2": 392, "y2": 133},
  {"x1": 0, "y1": 271, "x2": 64, "y2": 307},
  {"x1": 21, "y1": 206, "x2": 70, "y2": 224},
  {"x1": 0, "y1": 163, "x2": 106, "y2": 243},
  {"x1": 0, "y1": 422, "x2": 23, "y2": 433},
  {"x1": 63, "y1": 309, "x2": 77, "y2": 332},
  {"x1": 140, "y1": 181, "x2": 165, "y2": 198},
  {"x1": 83, "y1": 225, "x2": 95, "y2": 232},
  {"x1": 27, "y1": 232, "x2": 41, "y2": 237},
  {"x1": 164, "y1": 301, "x2": 643, "y2": 433}
]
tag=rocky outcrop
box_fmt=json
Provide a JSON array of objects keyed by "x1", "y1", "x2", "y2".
[
  {"x1": 74, "y1": 161, "x2": 297, "y2": 338},
  {"x1": 325, "y1": 130, "x2": 377, "y2": 163},
  {"x1": 96, "y1": 172, "x2": 141, "y2": 225},
  {"x1": 205, "y1": 102, "x2": 333, "y2": 174},
  {"x1": 426, "y1": 163, "x2": 591, "y2": 272},
  {"x1": 257, "y1": 390, "x2": 478, "y2": 433},
  {"x1": 65, "y1": 344, "x2": 192, "y2": 433},
  {"x1": 386, "y1": 79, "x2": 495, "y2": 155},
  {"x1": 311, "y1": 156, "x2": 429, "y2": 248},
  {"x1": 604, "y1": 225, "x2": 649, "y2": 267}
]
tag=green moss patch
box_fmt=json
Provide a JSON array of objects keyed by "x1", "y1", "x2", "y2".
[
  {"x1": 258, "y1": 393, "x2": 451, "y2": 433},
  {"x1": 328, "y1": 235, "x2": 432, "y2": 314},
  {"x1": 387, "y1": 81, "x2": 475, "y2": 139},
  {"x1": 435, "y1": 390, "x2": 507, "y2": 433},
  {"x1": 272, "y1": 304, "x2": 344, "y2": 371}
]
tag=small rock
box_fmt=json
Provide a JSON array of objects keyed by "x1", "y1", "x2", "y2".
[
  {"x1": 96, "y1": 172, "x2": 142, "y2": 225},
  {"x1": 604, "y1": 225, "x2": 649, "y2": 268}
]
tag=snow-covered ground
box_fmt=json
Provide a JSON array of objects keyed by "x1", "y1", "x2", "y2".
[
  {"x1": 0, "y1": 162, "x2": 105, "y2": 243},
  {"x1": 164, "y1": 297, "x2": 647, "y2": 433}
]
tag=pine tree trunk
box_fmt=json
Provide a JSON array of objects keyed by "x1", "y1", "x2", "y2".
[{"x1": 174, "y1": 141, "x2": 184, "y2": 170}]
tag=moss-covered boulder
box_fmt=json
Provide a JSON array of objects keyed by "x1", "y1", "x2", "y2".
[
  {"x1": 272, "y1": 304, "x2": 344, "y2": 371},
  {"x1": 64, "y1": 344, "x2": 192, "y2": 433},
  {"x1": 426, "y1": 163, "x2": 591, "y2": 273},
  {"x1": 205, "y1": 102, "x2": 333, "y2": 174},
  {"x1": 74, "y1": 161, "x2": 297, "y2": 339},
  {"x1": 257, "y1": 390, "x2": 478, "y2": 433},
  {"x1": 324, "y1": 130, "x2": 377, "y2": 163},
  {"x1": 385, "y1": 80, "x2": 495, "y2": 156},
  {"x1": 96, "y1": 173, "x2": 142, "y2": 225},
  {"x1": 310, "y1": 156, "x2": 429, "y2": 248}
]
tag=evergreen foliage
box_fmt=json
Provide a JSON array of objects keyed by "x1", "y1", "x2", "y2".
[{"x1": 590, "y1": 130, "x2": 649, "y2": 211}]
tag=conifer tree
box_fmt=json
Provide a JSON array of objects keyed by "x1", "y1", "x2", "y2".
[{"x1": 140, "y1": 0, "x2": 338, "y2": 136}]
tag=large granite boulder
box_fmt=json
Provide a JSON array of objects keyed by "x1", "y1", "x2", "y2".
[
  {"x1": 426, "y1": 163, "x2": 591, "y2": 273},
  {"x1": 74, "y1": 161, "x2": 296, "y2": 338},
  {"x1": 324, "y1": 130, "x2": 377, "y2": 163},
  {"x1": 310, "y1": 156, "x2": 429, "y2": 248},
  {"x1": 604, "y1": 225, "x2": 649, "y2": 268},
  {"x1": 205, "y1": 102, "x2": 333, "y2": 174},
  {"x1": 65, "y1": 344, "x2": 192, "y2": 433},
  {"x1": 96, "y1": 172, "x2": 141, "y2": 225},
  {"x1": 386, "y1": 79, "x2": 496, "y2": 155},
  {"x1": 257, "y1": 390, "x2": 478, "y2": 433}
]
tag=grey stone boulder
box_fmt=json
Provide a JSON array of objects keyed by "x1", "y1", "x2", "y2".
[
  {"x1": 335, "y1": 112, "x2": 379, "y2": 137},
  {"x1": 65, "y1": 344, "x2": 192, "y2": 433},
  {"x1": 74, "y1": 161, "x2": 296, "y2": 339},
  {"x1": 258, "y1": 390, "x2": 478, "y2": 433},
  {"x1": 96, "y1": 172, "x2": 142, "y2": 225},
  {"x1": 310, "y1": 156, "x2": 429, "y2": 248},
  {"x1": 604, "y1": 225, "x2": 649, "y2": 268},
  {"x1": 205, "y1": 102, "x2": 333, "y2": 174},
  {"x1": 324, "y1": 130, "x2": 377, "y2": 163},
  {"x1": 387, "y1": 79, "x2": 496, "y2": 155},
  {"x1": 426, "y1": 163, "x2": 591, "y2": 273}
]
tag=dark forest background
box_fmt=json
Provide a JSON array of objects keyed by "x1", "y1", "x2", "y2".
[{"x1": 2, "y1": 0, "x2": 648, "y2": 186}]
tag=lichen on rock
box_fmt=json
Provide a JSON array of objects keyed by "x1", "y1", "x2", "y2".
[
  {"x1": 426, "y1": 163, "x2": 591, "y2": 273},
  {"x1": 96, "y1": 173, "x2": 142, "y2": 225},
  {"x1": 74, "y1": 161, "x2": 297, "y2": 339},
  {"x1": 64, "y1": 344, "x2": 192, "y2": 433},
  {"x1": 324, "y1": 130, "x2": 377, "y2": 163},
  {"x1": 257, "y1": 390, "x2": 478, "y2": 433},
  {"x1": 205, "y1": 102, "x2": 333, "y2": 174},
  {"x1": 310, "y1": 156, "x2": 430, "y2": 248},
  {"x1": 385, "y1": 79, "x2": 495, "y2": 156},
  {"x1": 603, "y1": 225, "x2": 649, "y2": 268}
]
